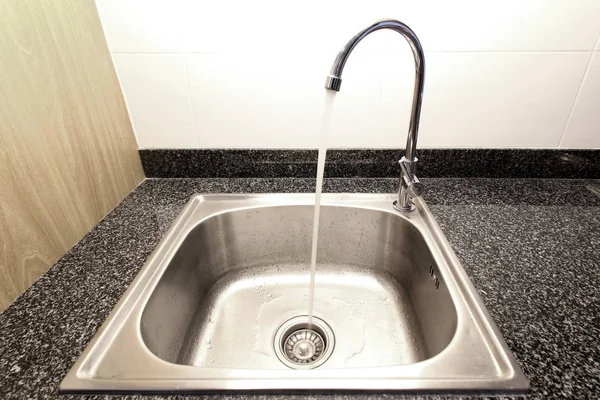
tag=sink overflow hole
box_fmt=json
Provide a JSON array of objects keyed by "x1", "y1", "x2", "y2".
[{"x1": 429, "y1": 264, "x2": 440, "y2": 290}]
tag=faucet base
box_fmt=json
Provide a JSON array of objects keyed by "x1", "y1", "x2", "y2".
[{"x1": 392, "y1": 200, "x2": 415, "y2": 213}]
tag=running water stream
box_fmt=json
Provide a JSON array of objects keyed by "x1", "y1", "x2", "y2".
[{"x1": 307, "y1": 90, "x2": 336, "y2": 326}]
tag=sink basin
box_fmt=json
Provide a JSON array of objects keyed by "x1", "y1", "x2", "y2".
[{"x1": 61, "y1": 194, "x2": 528, "y2": 393}]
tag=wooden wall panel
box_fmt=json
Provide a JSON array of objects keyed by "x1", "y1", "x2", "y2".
[{"x1": 0, "y1": 0, "x2": 144, "y2": 311}]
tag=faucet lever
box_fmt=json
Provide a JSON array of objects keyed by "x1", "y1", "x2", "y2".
[{"x1": 399, "y1": 157, "x2": 423, "y2": 198}]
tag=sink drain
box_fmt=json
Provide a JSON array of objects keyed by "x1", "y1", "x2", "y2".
[
  {"x1": 274, "y1": 316, "x2": 334, "y2": 369},
  {"x1": 283, "y1": 329, "x2": 324, "y2": 363}
]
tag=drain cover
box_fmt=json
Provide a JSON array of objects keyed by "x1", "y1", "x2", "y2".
[
  {"x1": 274, "y1": 316, "x2": 335, "y2": 369},
  {"x1": 284, "y1": 329, "x2": 324, "y2": 363}
]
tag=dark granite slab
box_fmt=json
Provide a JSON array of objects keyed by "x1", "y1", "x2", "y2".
[
  {"x1": 0, "y1": 178, "x2": 599, "y2": 400},
  {"x1": 140, "y1": 149, "x2": 600, "y2": 179}
]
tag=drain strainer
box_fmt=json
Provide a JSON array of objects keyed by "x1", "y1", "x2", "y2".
[
  {"x1": 284, "y1": 329, "x2": 324, "y2": 363},
  {"x1": 274, "y1": 316, "x2": 335, "y2": 369}
]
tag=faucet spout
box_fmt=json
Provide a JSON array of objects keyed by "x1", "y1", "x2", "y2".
[{"x1": 324, "y1": 19, "x2": 425, "y2": 211}]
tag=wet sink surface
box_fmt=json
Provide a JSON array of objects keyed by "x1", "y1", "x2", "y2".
[
  {"x1": 143, "y1": 205, "x2": 456, "y2": 369},
  {"x1": 61, "y1": 194, "x2": 528, "y2": 393}
]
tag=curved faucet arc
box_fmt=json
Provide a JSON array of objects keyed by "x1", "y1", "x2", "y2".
[{"x1": 325, "y1": 19, "x2": 425, "y2": 211}]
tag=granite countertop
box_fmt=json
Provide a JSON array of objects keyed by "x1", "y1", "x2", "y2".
[{"x1": 0, "y1": 177, "x2": 599, "y2": 400}]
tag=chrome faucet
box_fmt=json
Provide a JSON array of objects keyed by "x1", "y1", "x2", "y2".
[{"x1": 325, "y1": 20, "x2": 425, "y2": 212}]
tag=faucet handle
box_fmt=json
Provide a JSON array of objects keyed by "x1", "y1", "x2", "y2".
[
  {"x1": 399, "y1": 157, "x2": 423, "y2": 198},
  {"x1": 405, "y1": 175, "x2": 423, "y2": 198}
]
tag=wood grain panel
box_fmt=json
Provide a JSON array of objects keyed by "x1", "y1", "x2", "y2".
[{"x1": 0, "y1": 0, "x2": 144, "y2": 311}]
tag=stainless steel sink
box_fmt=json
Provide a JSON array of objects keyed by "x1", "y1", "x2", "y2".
[{"x1": 61, "y1": 194, "x2": 528, "y2": 393}]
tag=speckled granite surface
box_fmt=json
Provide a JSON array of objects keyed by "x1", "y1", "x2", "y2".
[
  {"x1": 0, "y1": 178, "x2": 599, "y2": 400},
  {"x1": 139, "y1": 149, "x2": 600, "y2": 179}
]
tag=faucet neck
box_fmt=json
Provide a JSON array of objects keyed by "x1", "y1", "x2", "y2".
[{"x1": 325, "y1": 20, "x2": 425, "y2": 162}]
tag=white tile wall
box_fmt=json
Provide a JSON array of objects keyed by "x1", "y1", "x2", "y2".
[
  {"x1": 561, "y1": 52, "x2": 600, "y2": 149},
  {"x1": 96, "y1": 0, "x2": 600, "y2": 149},
  {"x1": 411, "y1": 52, "x2": 589, "y2": 148},
  {"x1": 186, "y1": 54, "x2": 326, "y2": 148},
  {"x1": 95, "y1": 1, "x2": 221, "y2": 53},
  {"x1": 112, "y1": 54, "x2": 198, "y2": 148}
]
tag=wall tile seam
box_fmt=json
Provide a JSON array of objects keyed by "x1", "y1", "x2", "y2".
[
  {"x1": 108, "y1": 50, "x2": 596, "y2": 55},
  {"x1": 558, "y1": 32, "x2": 600, "y2": 147}
]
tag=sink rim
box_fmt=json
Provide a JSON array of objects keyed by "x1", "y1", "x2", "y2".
[{"x1": 60, "y1": 193, "x2": 529, "y2": 393}]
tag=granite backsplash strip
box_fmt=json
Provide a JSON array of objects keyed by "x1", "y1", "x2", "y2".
[{"x1": 139, "y1": 149, "x2": 600, "y2": 179}]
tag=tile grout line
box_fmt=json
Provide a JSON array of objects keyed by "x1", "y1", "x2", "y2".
[
  {"x1": 110, "y1": 50, "x2": 593, "y2": 55},
  {"x1": 557, "y1": 33, "x2": 600, "y2": 147},
  {"x1": 182, "y1": 55, "x2": 201, "y2": 147}
]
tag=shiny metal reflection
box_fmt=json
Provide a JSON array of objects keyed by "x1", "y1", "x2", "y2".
[{"x1": 325, "y1": 20, "x2": 425, "y2": 211}]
